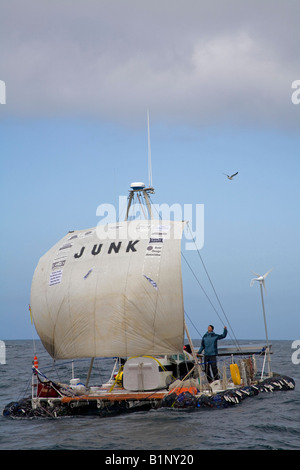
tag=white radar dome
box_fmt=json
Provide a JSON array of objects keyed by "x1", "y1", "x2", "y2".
[{"x1": 130, "y1": 182, "x2": 145, "y2": 190}]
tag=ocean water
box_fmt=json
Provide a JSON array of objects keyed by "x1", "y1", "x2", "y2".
[{"x1": 0, "y1": 339, "x2": 299, "y2": 451}]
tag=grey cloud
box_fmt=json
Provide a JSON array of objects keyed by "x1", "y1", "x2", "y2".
[{"x1": 1, "y1": 0, "x2": 299, "y2": 127}]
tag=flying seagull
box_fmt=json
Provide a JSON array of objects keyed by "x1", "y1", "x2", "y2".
[{"x1": 223, "y1": 172, "x2": 238, "y2": 180}]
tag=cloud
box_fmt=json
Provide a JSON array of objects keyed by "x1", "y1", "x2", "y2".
[{"x1": 1, "y1": 0, "x2": 299, "y2": 127}]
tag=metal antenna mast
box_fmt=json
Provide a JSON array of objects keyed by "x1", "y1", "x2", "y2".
[{"x1": 125, "y1": 110, "x2": 155, "y2": 221}]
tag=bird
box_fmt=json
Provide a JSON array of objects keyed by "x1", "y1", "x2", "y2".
[{"x1": 223, "y1": 172, "x2": 238, "y2": 180}]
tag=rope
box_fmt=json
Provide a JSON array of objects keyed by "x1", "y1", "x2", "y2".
[
  {"x1": 184, "y1": 310, "x2": 203, "y2": 339},
  {"x1": 128, "y1": 195, "x2": 241, "y2": 351},
  {"x1": 168, "y1": 365, "x2": 197, "y2": 395},
  {"x1": 182, "y1": 252, "x2": 221, "y2": 320},
  {"x1": 185, "y1": 222, "x2": 241, "y2": 351},
  {"x1": 128, "y1": 355, "x2": 175, "y2": 379},
  {"x1": 109, "y1": 365, "x2": 124, "y2": 392}
]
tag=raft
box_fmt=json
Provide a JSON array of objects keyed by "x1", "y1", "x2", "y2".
[{"x1": 3, "y1": 375, "x2": 295, "y2": 418}]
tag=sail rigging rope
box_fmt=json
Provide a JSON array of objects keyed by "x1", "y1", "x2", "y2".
[
  {"x1": 147, "y1": 195, "x2": 241, "y2": 350},
  {"x1": 184, "y1": 310, "x2": 202, "y2": 339},
  {"x1": 182, "y1": 249, "x2": 240, "y2": 351},
  {"x1": 117, "y1": 192, "x2": 241, "y2": 349},
  {"x1": 186, "y1": 222, "x2": 240, "y2": 350}
]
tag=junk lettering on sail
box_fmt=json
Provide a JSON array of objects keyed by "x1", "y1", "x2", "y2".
[{"x1": 73, "y1": 240, "x2": 140, "y2": 259}]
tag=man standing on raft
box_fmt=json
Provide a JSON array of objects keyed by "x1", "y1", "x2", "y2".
[{"x1": 198, "y1": 325, "x2": 227, "y2": 383}]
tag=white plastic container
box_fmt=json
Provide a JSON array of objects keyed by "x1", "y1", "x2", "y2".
[{"x1": 123, "y1": 356, "x2": 173, "y2": 391}]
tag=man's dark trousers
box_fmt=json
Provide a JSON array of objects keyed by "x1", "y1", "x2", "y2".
[{"x1": 204, "y1": 355, "x2": 219, "y2": 383}]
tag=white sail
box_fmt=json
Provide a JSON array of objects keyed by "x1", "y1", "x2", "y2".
[{"x1": 30, "y1": 220, "x2": 185, "y2": 359}]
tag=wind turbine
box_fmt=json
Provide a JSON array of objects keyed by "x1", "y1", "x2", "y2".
[
  {"x1": 250, "y1": 268, "x2": 273, "y2": 376},
  {"x1": 250, "y1": 268, "x2": 272, "y2": 291}
]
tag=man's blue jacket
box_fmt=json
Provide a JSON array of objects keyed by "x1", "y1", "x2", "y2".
[{"x1": 198, "y1": 328, "x2": 227, "y2": 356}]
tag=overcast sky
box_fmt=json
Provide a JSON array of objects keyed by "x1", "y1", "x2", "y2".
[
  {"x1": 1, "y1": 1, "x2": 299, "y2": 343},
  {"x1": 1, "y1": 0, "x2": 299, "y2": 127}
]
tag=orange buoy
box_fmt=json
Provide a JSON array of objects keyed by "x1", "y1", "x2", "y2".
[{"x1": 33, "y1": 355, "x2": 38, "y2": 370}]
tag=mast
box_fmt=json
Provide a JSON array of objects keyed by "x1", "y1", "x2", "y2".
[
  {"x1": 259, "y1": 282, "x2": 272, "y2": 376},
  {"x1": 250, "y1": 269, "x2": 273, "y2": 377},
  {"x1": 125, "y1": 110, "x2": 155, "y2": 221},
  {"x1": 184, "y1": 321, "x2": 202, "y2": 389},
  {"x1": 147, "y1": 108, "x2": 152, "y2": 188}
]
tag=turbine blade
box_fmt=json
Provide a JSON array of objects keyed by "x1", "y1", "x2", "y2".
[
  {"x1": 263, "y1": 268, "x2": 273, "y2": 279},
  {"x1": 251, "y1": 271, "x2": 261, "y2": 277}
]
